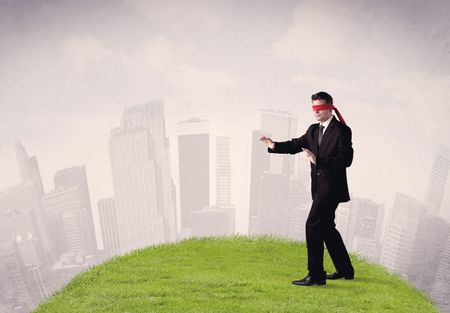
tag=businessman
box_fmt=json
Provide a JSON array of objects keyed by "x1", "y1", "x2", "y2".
[{"x1": 260, "y1": 91, "x2": 354, "y2": 286}]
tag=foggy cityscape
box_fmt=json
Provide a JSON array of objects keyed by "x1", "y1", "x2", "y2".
[{"x1": 1, "y1": 0, "x2": 450, "y2": 312}]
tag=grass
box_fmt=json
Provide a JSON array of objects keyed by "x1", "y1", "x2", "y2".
[{"x1": 33, "y1": 235, "x2": 438, "y2": 313}]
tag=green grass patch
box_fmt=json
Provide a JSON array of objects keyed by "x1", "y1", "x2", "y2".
[{"x1": 33, "y1": 235, "x2": 438, "y2": 313}]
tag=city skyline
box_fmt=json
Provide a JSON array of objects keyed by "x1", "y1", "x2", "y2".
[{"x1": 1, "y1": 102, "x2": 450, "y2": 311}]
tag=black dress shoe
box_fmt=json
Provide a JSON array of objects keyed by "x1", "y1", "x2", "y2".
[
  {"x1": 292, "y1": 274, "x2": 326, "y2": 286},
  {"x1": 326, "y1": 270, "x2": 354, "y2": 280}
]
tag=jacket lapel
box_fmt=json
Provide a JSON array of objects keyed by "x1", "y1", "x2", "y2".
[{"x1": 312, "y1": 124, "x2": 320, "y2": 155}]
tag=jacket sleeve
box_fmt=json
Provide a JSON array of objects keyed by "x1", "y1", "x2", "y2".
[
  {"x1": 316, "y1": 126, "x2": 353, "y2": 168},
  {"x1": 267, "y1": 132, "x2": 308, "y2": 155}
]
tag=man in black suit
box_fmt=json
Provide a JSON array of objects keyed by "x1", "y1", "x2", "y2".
[{"x1": 260, "y1": 91, "x2": 354, "y2": 286}]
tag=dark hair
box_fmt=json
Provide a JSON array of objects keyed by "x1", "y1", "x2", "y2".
[{"x1": 311, "y1": 91, "x2": 333, "y2": 104}]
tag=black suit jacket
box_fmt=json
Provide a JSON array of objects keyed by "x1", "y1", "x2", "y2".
[{"x1": 268, "y1": 115, "x2": 353, "y2": 203}]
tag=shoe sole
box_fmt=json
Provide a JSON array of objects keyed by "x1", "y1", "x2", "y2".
[
  {"x1": 327, "y1": 275, "x2": 354, "y2": 280},
  {"x1": 292, "y1": 280, "x2": 326, "y2": 286},
  {"x1": 327, "y1": 277, "x2": 354, "y2": 280},
  {"x1": 316, "y1": 281, "x2": 326, "y2": 285}
]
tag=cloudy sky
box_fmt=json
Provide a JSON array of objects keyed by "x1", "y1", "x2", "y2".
[{"x1": 1, "y1": 0, "x2": 450, "y2": 244}]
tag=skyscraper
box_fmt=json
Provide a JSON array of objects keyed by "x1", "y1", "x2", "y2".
[
  {"x1": 0, "y1": 182, "x2": 51, "y2": 259},
  {"x1": 248, "y1": 130, "x2": 270, "y2": 235},
  {"x1": 97, "y1": 198, "x2": 120, "y2": 257},
  {"x1": 54, "y1": 166, "x2": 97, "y2": 254},
  {"x1": 120, "y1": 100, "x2": 177, "y2": 242},
  {"x1": 425, "y1": 145, "x2": 450, "y2": 216},
  {"x1": 177, "y1": 118, "x2": 210, "y2": 232},
  {"x1": 335, "y1": 202, "x2": 351, "y2": 246},
  {"x1": 380, "y1": 194, "x2": 427, "y2": 274},
  {"x1": 42, "y1": 187, "x2": 91, "y2": 256},
  {"x1": 257, "y1": 172, "x2": 290, "y2": 237},
  {"x1": 15, "y1": 140, "x2": 44, "y2": 195},
  {"x1": 346, "y1": 198, "x2": 384, "y2": 262},
  {"x1": 407, "y1": 214, "x2": 450, "y2": 295},
  {"x1": 2, "y1": 143, "x2": 52, "y2": 259},
  {"x1": 216, "y1": 136, "x2": 231, "y2": 207},
  {"x1": 287, "y1": 176, "x2": 310, "y2": 241},
  {"x1": 260, "y1": 109, "x2": 297, "y2": 176},
  {"x1": 0, "y1": 241, "x2": 34, "y2": 311},
  {"x1": 248, "y1": 110, "x2": 298, "y2": 236},
  {"x1": 109, "y1": 100, "x2": 177, "y2": 253},
  {"x1": 430, "y1": 233, "x2": 450, "y2": 310}
]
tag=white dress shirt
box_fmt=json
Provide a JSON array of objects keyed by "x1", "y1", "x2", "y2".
[{"x1": 319, "y1": 114, "x2": 334, "y2": 134}]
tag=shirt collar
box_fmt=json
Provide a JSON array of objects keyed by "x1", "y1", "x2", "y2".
[{"x1": 320, "y1": 115, "x2": 334, "y2": 128}]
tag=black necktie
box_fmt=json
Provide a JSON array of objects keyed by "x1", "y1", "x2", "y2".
[{"x1": 318, "y1": 125, "x2": 324, "y2": 146}]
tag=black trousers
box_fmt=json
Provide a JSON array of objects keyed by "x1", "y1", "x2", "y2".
[{"x1": 305, "y1": 197, "x2": 353, "y2": 277}]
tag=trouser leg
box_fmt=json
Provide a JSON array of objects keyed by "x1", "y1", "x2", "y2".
[
  {"x1": 306, "y1": 198, "x2": 353, "y2": 277},
  {"x1": 323, "y1": 203, "x2": 353, "y2": 273},
  {"x1": 305, "y1": 199, "x2": 329, "y2": 277}
]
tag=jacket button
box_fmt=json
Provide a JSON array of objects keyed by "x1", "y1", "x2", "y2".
[{"x1": 317, "y1": 172, "x2": 320, "y2": 176}]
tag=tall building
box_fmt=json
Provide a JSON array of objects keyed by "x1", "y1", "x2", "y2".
[
  {"x1": 287, "y1": 176, "x2": 310, "y2": 241},
  {"x1": 380, "y1": 194, "x2": 427, "y2": 274},
  {"x1": 15, "y1": 232, "x2": 49, "y2": 300},
  {"x1": 256, "y1": 172, "x2": 290, "y2": 237},
  {"x1": 215, "y1": 136, "x2": 236, "y2": 235},
  {"x1": 260, "y1": 109, "x2": 297, "y2": 176},
  {"x1": 177, "y1": 118, "x2": 210, "y2": 232},
  {"x1": 109, "y1": 100, "x2": 177, "y2": 253},
  {"x1": 120, "y1": 100, "x2": 177, "y2": 242},
  {"x1": 252, "y1": 173, "x2": 309, "y2": 239},
  {"x1": 425, "y1": 145, "x2": 450, "y2": 216},
  {"x1": 335, "y1": 202, "x2": 351, "y2": 246},
  {"x1": 54, "y1": 166, "x2": 97, "y2": 254},
  {"x1": 406, "y1": 214, "x2": 450, "y2": 295},
  {"x1": 345, "y1": 198, "x2": 384, "y2": 262},
  {"x1": 97, "y1": 198, "x2": 120, "y2": 257},
  {"x1": 10, "y1": 143, "x2": 51, "y2": 257},
  {"x1": 0, "y1": 143, "x2": 52, "y2": 311},
  {"x1": 296, "y1": 157, "x2": 311, "y2": 191},
  {"x1": 42, "y1": 187, "x2": 91, "y2": 256},
  {"x1": 430, "y1": 233, "x2": 450, "y2": 311},
  {"x1": 0, "y1": 206, "x2": 48, "y2": 311},
  {"x1": 0, "y1": 182, "x2": 51, "y2": 264},
  {"x1": 248, "y1": 130, "x2": 271, "y2": 235},
  {"x1": 15, "y1": 140, "x2": 44, "y2": 195},
  {"x1": 216, "y1": 136, "x2": 231, "y2": 207},
  {"x1": 0, "y1": 241, "x2": 34, "y2": 311},
  {"x1": 249, "y1": 110, "x2": 298, "y2": 236}
]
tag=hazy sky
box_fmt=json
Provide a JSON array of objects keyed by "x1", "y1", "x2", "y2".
[{"x1": 1, "y1": 0, "x2": 450, "y2": 242}]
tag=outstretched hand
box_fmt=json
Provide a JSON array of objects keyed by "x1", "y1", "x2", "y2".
[
  {"x1": 302, "y1": 148, "x2": 316, "y2": 164},
  {"x1": 259, "y1": 136, "x2": 274, "y2": 149}
]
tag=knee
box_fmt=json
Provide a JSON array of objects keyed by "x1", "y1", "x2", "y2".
[
  {"x1": 306, "y1": 219, "x2": 321, "y2": 230},
  {"x1": 306, "y1": 218, "x2": 334, "y2": 232}
]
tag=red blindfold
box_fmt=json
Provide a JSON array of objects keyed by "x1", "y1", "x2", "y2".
[{"x1": 312, "y1": 103, "x2": 347, "y2": 125}]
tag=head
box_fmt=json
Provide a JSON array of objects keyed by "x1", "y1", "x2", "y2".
[{"x1": 311, "y1": 91, "x2": 333, "y2": 123}]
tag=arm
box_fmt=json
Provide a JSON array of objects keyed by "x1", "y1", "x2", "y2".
[
  {"x1": 268, "y1": 133, "x2": 308, "y2": 155},
  {"x1": 316, "y1": 126, "x2": 353, "y2": 168}
]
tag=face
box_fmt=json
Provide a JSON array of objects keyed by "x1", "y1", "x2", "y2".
[{"x1": 312, "y1": 99, "x2": 333, "y2": 122}]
